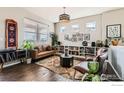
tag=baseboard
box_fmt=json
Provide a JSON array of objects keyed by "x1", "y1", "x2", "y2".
[{"x1": 3, "y1": 61, "x2": 21, "y2": 68}]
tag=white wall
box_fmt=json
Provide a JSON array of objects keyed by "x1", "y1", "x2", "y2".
[
  {"x1": 55, "y1": 14, "x2": 102, "y2": 46},
  {"x1": 55, "y1": 8, "x2": 124, "y2": 46},
  {"x1": 102, "y1": 8, "x2": 124, "y2": 40},
  {"x1": 0, "y1": 7, "x2": 54, "y2": 49}
]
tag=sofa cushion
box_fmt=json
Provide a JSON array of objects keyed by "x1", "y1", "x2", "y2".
[
  {"x1": 46, "y1": 45, "x2": 52, "y2": 51},
  {"x1": 37, "y1": 50, "x2": 54, "y2": 56},
  {"x1": 39, "y1": 45, "x2": 43, "y2": 52},
  {"x1": 41, "y1": 45, "x2": 46, "y2": 51},
  {"x1": 34, "y1": 46, "x2": 40, "y2": 52}
]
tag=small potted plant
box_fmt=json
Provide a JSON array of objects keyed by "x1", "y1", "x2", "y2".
[
  {"x1": 22, "y1": 40, "x2": 34, "y2": 64},
  {"x1": 84, "y1": 61, "x2": 101, "y2": 81}
]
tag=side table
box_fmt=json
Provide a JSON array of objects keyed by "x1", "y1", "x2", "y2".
[
  {"x1": 60, "y1": 54, "x2": 74, "y2": 77},
  {"x1": 60, "y1": 54, "x2": 73, "y2": 67}
]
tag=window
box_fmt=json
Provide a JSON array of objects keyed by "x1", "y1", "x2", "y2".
[
  {"x1": 86, "y1": 21, "x2": 96, "y2": 31},
  {"x1": 24, "y1": 18, "x2": 49, "y2": 44},
  {"x1": 24, "y1": 18, "x2": 37, "y2": 42},
  {"x1": 38, "y1": 24, "x2": 48, "y2": 44},
  {"x1": 72, "y1": 24, "x2": 79, "y2": 32},
  {"x1": 24, "y1": 27, "x2": 37, "y2": 42},
  {"x1": 60, "y1": 27, "x2": 66, "y2": 32}
]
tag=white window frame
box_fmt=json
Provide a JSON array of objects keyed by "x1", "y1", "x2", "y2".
[{"x1": 86, "y1": 21, "x2": 96, "y2": 31}]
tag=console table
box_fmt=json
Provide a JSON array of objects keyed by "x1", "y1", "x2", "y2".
[{"x1": 0, "y1": 49, "x2": 27, "y2": 71}]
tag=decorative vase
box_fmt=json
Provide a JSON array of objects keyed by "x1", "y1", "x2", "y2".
[
  {"x1": 104, "y1": 39, "x2": 109, "y2": 47},
  {"x1": 111, "y1": 39, "x2": 119, "y2": 46}
]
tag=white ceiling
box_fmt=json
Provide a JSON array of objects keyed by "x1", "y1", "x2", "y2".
[{"x1": 24, "y1": 7, "x2": 120, "y2": 23}]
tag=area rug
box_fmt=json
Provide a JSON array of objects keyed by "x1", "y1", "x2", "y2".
[{"x1": 36, "y1": 56, "x2": 83, "y2": 80}]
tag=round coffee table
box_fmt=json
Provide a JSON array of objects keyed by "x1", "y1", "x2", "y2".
[{"x1": 60, "y1": 54, "x2": 73, "y2": 67}]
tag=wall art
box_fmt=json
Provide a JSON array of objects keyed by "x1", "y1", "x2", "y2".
[
  {"x1": 84, "y1": 34, "x2": 90, "y2": 41},
  {"x1": 106, "y1": 24, "x2": 121, "y2": 38},
  {"x1": 5, "y1": 19, "x2": 18, "y2": 49}
]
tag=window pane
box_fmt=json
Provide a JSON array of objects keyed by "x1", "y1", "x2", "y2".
[
  {"x1": 38, "y1": 23, "x2": 48, "y2": 43},
  {"x1": 38, "y1": 34, "x2": 48, "y2": 42},
  {"x1": 24, "y1": 18, "x2": 49, "y2": 44},
  {"x1": 24, "y1": 32, "x2": 36, "y2": 41},
  {"x1": 86, "y1": 21, "x2": 96, "y2": 31},
  {"x1": 72, "y1": 24, "x2": 79, "y2": 32},
  {"x1": 60, "y1": 27, "x2": 66, "y2": 32},
  {"x1": 24, "y1": 18, "x2": 37, "y2": 42}
]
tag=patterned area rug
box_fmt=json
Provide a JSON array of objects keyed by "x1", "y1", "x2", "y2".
[{"x1": 36, "y1": 56, "x2": 83, "y2": 80}]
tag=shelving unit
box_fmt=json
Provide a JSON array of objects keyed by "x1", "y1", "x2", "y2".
[{"x1": 57, "y1": 45, "x2": 106, "y2": 58}]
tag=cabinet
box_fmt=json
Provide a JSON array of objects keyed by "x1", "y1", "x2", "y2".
[{"x1": 57, "y1": 45, "x2": 105, "y2": 57}]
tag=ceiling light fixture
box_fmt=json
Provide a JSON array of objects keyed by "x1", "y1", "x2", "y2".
[{"x1": 59, "y1": 7, "x2": 70, "y2": 22}]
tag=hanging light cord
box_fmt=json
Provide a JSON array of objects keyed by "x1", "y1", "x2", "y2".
[{"x1": 63, "y1": 7, "x2": 66, "y2": 14}]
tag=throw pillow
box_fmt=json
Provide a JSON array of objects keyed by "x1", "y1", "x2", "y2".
[
  {"x1": 46, "y1": 45, "x2": 52, "y2": 51},
  {"x1": 34, "y1": 46, "x2": 40, "y2": 52}
]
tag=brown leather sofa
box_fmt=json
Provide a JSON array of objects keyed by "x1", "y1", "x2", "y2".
[{"x1": 31, "y1": 45, "x2": 55, "y2": 61}]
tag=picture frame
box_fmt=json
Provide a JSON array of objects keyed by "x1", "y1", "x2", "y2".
[
  {"x1": 5, "y1": 19, "x2": 18, "y2": 49},
  {"x1": 84, "y1": 34, "x2": 90, "y2": 41},
  {"x1": 106, "y1": 24, "x2": 121, "y2": 38}
]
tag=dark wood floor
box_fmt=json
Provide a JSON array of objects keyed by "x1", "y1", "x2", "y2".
[{"x1": 0, "y1": 63, "x2": 70, "y2": 81}]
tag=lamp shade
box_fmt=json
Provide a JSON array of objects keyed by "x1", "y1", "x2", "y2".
[{"x1": 59, "y1": 13, "x2": 70, "y2": 22}]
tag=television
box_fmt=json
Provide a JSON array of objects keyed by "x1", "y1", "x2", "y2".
[{"x1": 108, "y1": 46, "x2": 124, "y2": 80}]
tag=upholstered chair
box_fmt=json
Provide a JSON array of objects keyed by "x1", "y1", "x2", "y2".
[{"x1": 73, "y1": 48, "x2": 108, "y2": 80}]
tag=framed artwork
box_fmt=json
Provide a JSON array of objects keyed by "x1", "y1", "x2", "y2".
[
  {"x1": 78, "y1": 38, "x2": 83, "y2": 41},
  {"x1": 84, "y1": 34, "x2": 90, "y2": 41},
  {"x1": 5, "y1": 19, "x2": 18, "y2": 49},
  {"x1": 106, "y1": 24, "x2": 121, "y2": 38},
  {"x1": 64, "y1": 34, "x2": 69, "y2": 40}
]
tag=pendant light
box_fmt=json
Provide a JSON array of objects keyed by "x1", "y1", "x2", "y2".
[{"x1": 59, "y1": 7, "x2": 70, "y2": 22}]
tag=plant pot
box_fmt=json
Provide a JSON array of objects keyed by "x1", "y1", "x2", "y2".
[
  {"x1": 27, "y1": 58, "x2": 32, "y2": 64},
  {"x1": 111, "y1": 39, "x2": 119, "y2": 46}
]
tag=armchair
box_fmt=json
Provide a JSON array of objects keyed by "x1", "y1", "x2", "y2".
[{"x1": 73, "y1": 48, "x2": 108, "y2": 80}]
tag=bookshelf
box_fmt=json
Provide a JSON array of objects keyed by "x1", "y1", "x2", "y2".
[{"x1": 57, "y1": 45, "x2": 105, "y2": 57}]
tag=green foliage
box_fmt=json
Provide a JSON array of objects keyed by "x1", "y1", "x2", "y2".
[
  {"x1": 92, "y1": 75, "x2": 100, "y2": 81},
  {"x1": 22, "y1": 40, "x2": 34, "y2": 50},
  {"x1": 88, "y1": 61, "x2": 99, "y2": 74},
  {"x1": 84, "y1": 74, "x2": 100, "y2": 81},
  {"x1": 84, "y1": 62, "x2": 100, "y2": 81},
  {"x1": 50, "y1": 33, "x2": 58, "y2": 46}
]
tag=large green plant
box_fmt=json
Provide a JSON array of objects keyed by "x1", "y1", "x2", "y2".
[{"x1": 50, "y1": 33, "x2": 58, "y2": 46}]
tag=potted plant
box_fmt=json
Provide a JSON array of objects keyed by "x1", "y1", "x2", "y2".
[
  {"x1": 84, "y1": 61, "x2": 101, "y2": 81},
  {"x1": 50, "y1": 33, "x2": 58, "y2": 47},
  {"x1": 22, "y1": 40, "x2": 34, "y2": 64}
]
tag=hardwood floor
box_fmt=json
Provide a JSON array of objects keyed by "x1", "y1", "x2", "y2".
[{"x1": 0, "y1": 63, "x2": 70, "y2": 81}]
